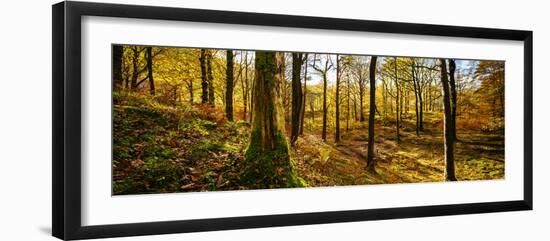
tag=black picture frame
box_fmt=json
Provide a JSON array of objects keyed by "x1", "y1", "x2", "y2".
[{"x1": 52, "y1": 1, "x2": 533, "y2": 240}]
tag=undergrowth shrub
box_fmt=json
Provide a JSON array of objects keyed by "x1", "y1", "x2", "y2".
[{"x1": 480, "y1": 117, "x2": 504, "y2": 132}]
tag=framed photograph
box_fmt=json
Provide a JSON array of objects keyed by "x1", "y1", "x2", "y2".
[{"x1": 52, "y1": 1, "x2": 533, "y2": 240}]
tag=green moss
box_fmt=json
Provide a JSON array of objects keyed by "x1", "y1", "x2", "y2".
[
  {"x1": 201, "y1": 120, "x2": 217, "y2": 130},
  {"x1": 241, "y1": 129, "x2": 306, "y2": 189},
  {"x1": 187, "y1": 138, "x2": 224, "y2": 162},
  {"x1": 113, "y1": 157, "x2": 182, "y2": 195}
]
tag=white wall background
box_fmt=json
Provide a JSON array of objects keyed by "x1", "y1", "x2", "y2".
[{"x1": 0, "y1": 0, "x2": 547, "y2": 240}]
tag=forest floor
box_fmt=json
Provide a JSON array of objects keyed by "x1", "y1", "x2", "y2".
[
  {"x1": 293, "y1": 114, "x2": 504, "y2": 187},
  {"x1": 112, "y1": 92, "x2": 504, "y2": 195}
]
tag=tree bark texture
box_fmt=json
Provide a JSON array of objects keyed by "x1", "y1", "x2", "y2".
[
  {"x1": 243, "y1": 51, "x2": 303, "y2": 188},
  {"x1": 225, "y1": 50, "x2": 234, "y2": 121},
  {"x1": 367, "y1": 56, "x2": 378, "y2": 172},
  {"x1": 439, "y1": 58, "x2": 457, "y2": 181}
]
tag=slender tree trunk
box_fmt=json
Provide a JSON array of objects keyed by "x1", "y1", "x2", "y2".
[
  {"x1": 382, "y1": 79, "x2": 387, "y2": 120},
  {"x1": 439, "y1": 58, "x2": 457, "y2": 181},
  {"x1": 401, "y1": 90, "x2": 409, "y2": 113},
  {"x1": 418, "y1": 79, "x2": 424, "y2": 131},
  {"x1": 429, "y1": 83, "x2": 433, "y2": 112},
  {"x1": 244, "y1": 51, "x2": 301, "y2": 188},
  {"x1": 188, "y1": 79, "x2": 193, "y2": 103},
  {"x1": 299, "y1": 54, "x2": 308, "y2": 135},
  {"x1": 322, "y1": 72, "x2": 328, "y2": 141},
  {"x1": 394, "y1": 57, "x2": 400, "y2": 142},
  {"x1": 412, "y1": 64, "x2": 419, "y2": 136},
  {"x1": 282, "y1": 62, "x2": 289, "y2": 125},
  {"x1": 130, "y1": 47, "x2": 139, "y2": 90},
  {"x1": 113, "y1": 45, "x2": 123, "y2": 90},
  {"x1": 406, "y1": 89, "x2": 410, "y2": 113},
  {"x1": 121, "y1": 55, "x2": 129, "y2": 89},
  {"x1": 290, "y1": 53, "x2": 304, "y2": 145},
  {"x1": 310, "y1": 100, "x2": 315, "y2": 122},
  {"x1": 346, "y1": 73, "x2": 350, "y2": 132},
  {"x1": 310, "y1": 53, "x2": 332, "y2": 142},
  {"x1": 353, "y1": 95, "x2": 359, "y2": 121},
  {"x1": 249, "y1": 66, "x2": 255, "y2": 123},
  {"x1": 200, "y1": 49, "x2": 208, "y2": 104},
  {"x1": 243, "y1": 52, "x2": 249, "y2": 121},
  {"x1": 359, "y1": 83, "x2": 365, "y2": 122},
  {"x1": 426, "y1": 84, "x2": 429, "y2": 112},
  {"x1": 335, "y1": 55, "x2": 341, "y2": 142},
  {"x1": 448, "y1": 59, "x2": 458, "y2": 141},
  {"x1": 399, "y1": 86, "x2": 405, "y2": 127},
  {"x1": 426, "y1": 83, "x2": 430, "y2": 112},
  {"x1": 225, "y1": 50, "x2": 234, "y2": 121},
  {"x1": 207, "y1": 51, "x2": 215, "y2": 106},
  {"x1": 390, "y1": 94, "x2": 393, "y2": 113},
  {"x1": 367, "y1": 56, "x2": 378, "y2": 172},
  {"x1": 146, "y1": 47, "x2": 155, "y2": 96}
]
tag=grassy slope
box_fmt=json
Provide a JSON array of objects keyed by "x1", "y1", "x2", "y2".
[{"x1": 113, "y1": 92, "x2": 249, "y2": 195}]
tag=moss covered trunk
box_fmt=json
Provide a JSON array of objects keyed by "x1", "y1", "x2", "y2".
[{"x1": 243, "y1": 51, "x2": 304, "y2": 188}]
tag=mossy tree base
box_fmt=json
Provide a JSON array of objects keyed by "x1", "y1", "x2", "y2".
[{"x1": 241, "y1": 129, "x2": 306, "y2": 189}]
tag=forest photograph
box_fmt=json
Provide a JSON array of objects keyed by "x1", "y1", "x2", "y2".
[{"x1": 111, "y1": 45, "x2": 505, "y2": 195}]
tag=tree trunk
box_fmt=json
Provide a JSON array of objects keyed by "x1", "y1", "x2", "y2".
[
  {"x1": 243, "y1": 52, "x2": 249, "y2": 121},
  {"x1": 426, "y1": 83, "x2": 430, "y2": 112},
  {"x1": 243, "y1": 51, "x2": 302, "y2": 188},
  {"x1": 412, "y1": 64, "x2": 419, "y2": 136},
  {"x1": 394, "y1": 57, "x2": 400, "y2": 142},
  {"x1": 353, "y1": 95, "x2": 358, "y2": 121},
  {"x1": 249, "y1": 66, "x2": 255, "y2": 123},
  {"x1": 130, "y1": 47, "x2": 141, "y2": 90},
  {"x1": 359, "y1": 83, "x2": 365, "y2": 122},
  {"x1": 439, "y1": 58, "x2": 457, "y2": 181},
  {"x1": 335, "y1": 55, "x2": 341, "y2": 142},
  {"x1": 290, "y1": 53, "x2": 304, "y2": 145},
  {"x1": 200, "y1": 49, "x2": 208, "y2": 104},
  {"x1": 207, "y1": 50, "x2": 215, "y2": 106},
  {"x1": 406, "y1": 89, "x2": 410, "y2": 113},
  {"x1": 399, "y1": 88, "x2": 403, "y2": 125},
  {"x1": 322, "y1": 72, "x2": 328, "y2": 141},
  {"x1": 430, "y1": 84, "x2": 434, "y2": 112},
  {"x1": 310, "y1": 99, "x2": 315, "y2": 122},
  {"x1": 429, "y1": 83, "x2": 433, "y2": 112},
  {"x1": 367, "y1": 56, "x2": 378, "y2": 172},
  {"x1": 382, "y1": 79, "x2": 386, "y2": 120},
  {"x1": 188, "y1": 79, "x2": 193, "y2": 103},
  {"x1": 448, "y1": 59, "x2": 458, "y2": 141},
  {"x1": 299, "y1": 54, "x2": 308, "y2": 135},
  {"x1": 225, "y1": 50, "x2": 234, "y2": 121},
  {"x1": 283, "y1": 61, "x2": 291, "y2": 125},
  {"x1": 418, "y1": 78, "x2": 424, "y2": 131},
  {"x1": 112, "y1": 45, "x2": 123, "y2": 90},
  {"x1": 390, "y1": 94, "x2": 393, "y2": 113},
  {"x1": 146, "y1": 47, "x2": 155, "y2": 96},
  {"x1": 346, "y1": 73, "x2": 350, "y2": 132}
]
